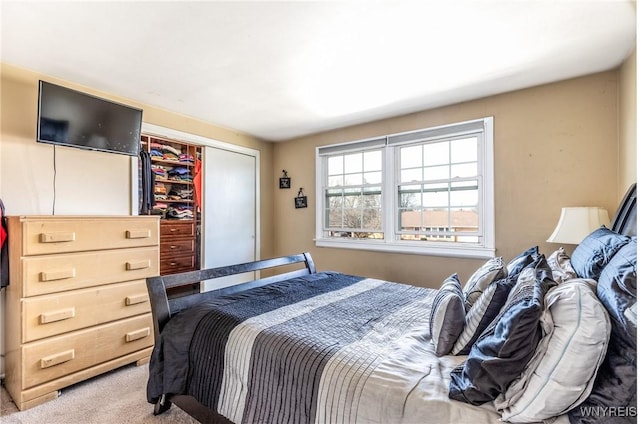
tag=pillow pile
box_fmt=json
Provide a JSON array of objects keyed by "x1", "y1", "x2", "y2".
[
  {"x1": 449, "y1": 255, "x2": 556, "y2": 405},
  {"x1": 429, "y1": 274, "x2": 466, "y2": 357},
  {"x1": 495, "y1": 278, "x2": 611, "y2": 422},
  {"x1": 452, "y1": 273, "x2": 520, "y2": 355},
  {"x1": 443, "y1": 226, "x2": 636, "y2": 420},
  {"x1": 568, "y1": 238, "x2": 637, "y2": 424},
  {"x1": 452, "y1": 247, "x2": 538, "y2": 355}
]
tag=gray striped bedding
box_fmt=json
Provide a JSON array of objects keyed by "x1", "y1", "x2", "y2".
[{"x1": 147, "y1": 271, "x2": 508, "y2": 423}]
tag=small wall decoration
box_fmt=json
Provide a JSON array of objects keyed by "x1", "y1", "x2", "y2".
[
  {"x1": 279, "y1": 170, "x2": 291, "y2": 189},
  {"x1": 295, "y1": 187, "x2": 308, "y2": 209}
]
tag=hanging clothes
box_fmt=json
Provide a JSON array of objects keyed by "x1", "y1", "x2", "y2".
[
  {"x1": 139, "y1": 150, "x2": 155, "y2": 214},
  {"x1": 1, "y1": 198, "x2": 8, "y2": 288},
  {"x1": 193, "y1": 158, "x2": 202, "y2": 210}
]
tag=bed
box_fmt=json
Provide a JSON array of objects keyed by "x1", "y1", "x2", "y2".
[{"x1": 146, "y1": 184, "x2": 637, "y2": 424}]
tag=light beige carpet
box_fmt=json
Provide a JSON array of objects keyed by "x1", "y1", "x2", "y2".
[{"x1": 1, "y1": 364, "x2": 198, "y2": 424}]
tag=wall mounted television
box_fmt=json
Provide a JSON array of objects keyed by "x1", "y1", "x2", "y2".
[{"x1": 37, "y1": 80, "x2": 143, "y2": 156}]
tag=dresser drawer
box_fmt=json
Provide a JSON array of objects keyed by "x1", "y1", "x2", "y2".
[
  {"x1": 160, "y1": 238, "x2": 196, "y2": 258},
  {"x1": 19, "y1": 217, "x2": 159, "y2": 255},
  {"x1": 22, "y1": 247, "x2": 159, "y2": 296},
  {"x1": 22, "y1": 314, "x2": 154, "y2": 390},
  {"x1": 160, "y1": 220, "x2": 195, "y2": 238},
  {"x1": 23, "y1": 280, "x2": 150, "y2": 343},
  {"x1": 160, "y1": 255, "x2": 196, "y2": 275}
]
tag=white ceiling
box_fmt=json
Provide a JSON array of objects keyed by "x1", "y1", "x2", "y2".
[{"x1": 1, "y1": 1, "x2": 636, "y2": 142}]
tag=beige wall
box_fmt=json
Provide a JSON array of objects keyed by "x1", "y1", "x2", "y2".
[
  {"x1": 619, "y1": 48, "x2": 637, "y2": 197},
  {"x1": 273, "y1": 71, "x2": 625, "y2": 289},
  {"x1": 0, "y1": 63, "x2": 276, "y2": 260}
]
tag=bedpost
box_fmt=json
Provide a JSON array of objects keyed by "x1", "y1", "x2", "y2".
[
  {"x1": 303, "y1": 252, "x2": 316, "y2": 273},
  {"x1": 146, "y1": 276, "x2": 171, "y2": 339}
]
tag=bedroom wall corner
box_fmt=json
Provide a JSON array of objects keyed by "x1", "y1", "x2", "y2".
[{"x1": 618, "y1": 47, "x2": 637, "y2": 198}]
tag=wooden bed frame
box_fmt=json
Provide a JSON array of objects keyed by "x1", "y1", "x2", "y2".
[
  {"x1": 145, "y1": 184, "x2": 637, "y2": 424},
  {"x1": 146, "y1": 252, "x2": 316, "y2": 423}
]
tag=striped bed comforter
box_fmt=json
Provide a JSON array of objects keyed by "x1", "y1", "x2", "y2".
[{"x1": 147, "y1": 271, "x2": 503, "y2": 424}]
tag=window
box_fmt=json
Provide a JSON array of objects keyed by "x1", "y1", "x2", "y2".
[{"x1": 315, "y1": 117, "x2": 495, "y2": 258}]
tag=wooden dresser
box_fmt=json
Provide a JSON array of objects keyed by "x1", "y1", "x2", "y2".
[{"x1": 4, "y1": 215, "x2": 160, "y2": 410}]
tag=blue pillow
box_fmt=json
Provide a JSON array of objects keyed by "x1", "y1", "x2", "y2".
[
  {"x1": 506, "y1": 246, "x2": 538, "y2": 278},
  {"x1": 569, "y1": 238, "x2": 637, "y2": 423},
  {"x1": 571, "y1": 226, "x2": 631, "y2": 280},
  {"x1": 449, "y1": 255, "x2": 556, "y2": 405}
]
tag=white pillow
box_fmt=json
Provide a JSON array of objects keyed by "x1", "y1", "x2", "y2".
[
  {"x1": 547, "y1": 247, "x2": 577, "y2": 283},
  {"x1": 495, "y1": 278, "x2": 610, "y2": 423}
]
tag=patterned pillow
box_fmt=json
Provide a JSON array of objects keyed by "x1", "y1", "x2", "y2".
[
  {"x1": 547, "y1": 247, "x2": 577, "y2": 283},
  {"x1": 496, "y1": 278, "x2": 610, "y2": 422},
  {"x1": 571, "y1": 226, "x2": 631, "y2": 280},
  {"x1": 569, "y1": 238, "x2": 637, "y2": 423},
  {"x1": 449, "y1": 256, "x2": 556, "y2": 405},
  {"x1": 462, "y1": 257, "x2": 507, "y2": 311},
  {"x1": 429, "y1": 274, "x2": 465, "y2": 357}
]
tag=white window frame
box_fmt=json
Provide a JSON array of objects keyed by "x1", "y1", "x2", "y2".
[{"x1": 315, "y1": 117, "x2": 495, "y2": 259}]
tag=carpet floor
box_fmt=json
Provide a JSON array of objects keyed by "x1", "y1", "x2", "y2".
[{"x1": 1, "y1": 364, "x2": 198, "y2": 423}]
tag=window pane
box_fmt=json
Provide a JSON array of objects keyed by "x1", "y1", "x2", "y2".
[
  {"x1": 401, "y1": 145, "x2": 422, "y2": 169},
  {"x1": 451, "y1": 137, "x2": 477, "y2": 164},
  {"x1": 363, "y1": 150, "x2": 382, "y2": 172},
  {"x1": 451, "y1": 208, "x2": 478, "y2": 231},
  {"x1": 398, "y1": 184, "x2": 420, "y2": 205},
  {"x1": 423, "y1": 141, "x2": 449, "y2": 166},
  {"x1": 362, "y1": 208, "x2": 382, "y2": 229},
  {"x1": 328, "y1": 156, "x2": 343, "y2": 175},
  {"x1": 363, "y1": 171, "x2": 381, "y2": 185},
  {"x1": 328, "y1": 175, "x2": 343, "y2": 187},
  {"x1": 401, "y1": 168, "x2": 422, "y2": 183},
  {"x1": 343, "y1": 209, "x2": 362, "y2": 228},
  {"x1": 399, "y1": 209, "x2": 420, "y2": 230},
  {"x1": 424, "y1": 165, "x2": 449, "y2": 181},
  {"x1": 344, "y1": 153, "x2": 362, "y2": 173},
  {"x1": 344, "y1": 173, "x2": 363, "y2": 186},
  {"x1": 423, "y1": 186, "x2": 449, "y2": 207},
  {"x1": 327, "y1": 209, "x2": 343, "y2": 227},
  {"x1": 422, "y1": 208, "x2": 449, "y2": 228},
  {"x1": 451, "y1": 163, "x2": 477, "y2": 179},
  {"x1": 451, "y1": 186, "x2": 477, "y2": 207}
]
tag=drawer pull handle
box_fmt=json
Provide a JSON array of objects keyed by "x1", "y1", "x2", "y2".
[
  {"x1": 40, "y1": 232, "x2": 76, "y2": 243},
  {"x1": 125, "y1": 294, "x2": 148, "y2": 306},
  {"x1": 126, "y1": 260, "x2": 150, "y2": 271},
  {"x1": 40, "y1": 268, "x2": 76, "y2": 282},
  {"x1": 40, "y1": 308, "x2": 75, "y2": 324},
  {"x1": 169, "y1": 228, "x2": 178, "y2": 232},
  {"x1": 126, "y1": 229, "x2": 151, "y2": 239},
  {"x1": 41, "y1": 349, "x2": 75, "y2": 369},
  {"x1": 125, "y1": 327, "x2": 150, "y2": 342},
  {"x1": 170, "y1": 245, "x2": 178, "y2": 249}
]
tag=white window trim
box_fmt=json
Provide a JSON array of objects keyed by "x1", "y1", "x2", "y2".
[{"x1": 315, "y1": 117, "x2": 495, "y2": 259}]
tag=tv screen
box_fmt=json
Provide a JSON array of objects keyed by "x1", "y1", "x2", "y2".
[{"x1": 37, "y1": 80, "x2": 142, "y2": 156}]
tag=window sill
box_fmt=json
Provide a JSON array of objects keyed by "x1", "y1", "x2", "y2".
[{"x1": 314, "y1": 238, "x2": 496, "y2": 259}]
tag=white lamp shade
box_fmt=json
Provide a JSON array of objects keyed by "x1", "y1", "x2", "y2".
[{"x1": 547, "y1": 207, "x2": 610, "y2": 245}]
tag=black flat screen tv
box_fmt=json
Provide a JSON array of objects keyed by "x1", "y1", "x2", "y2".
[{"x1": 37, "y1": 80, "x2": 143, "y2": 156}]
